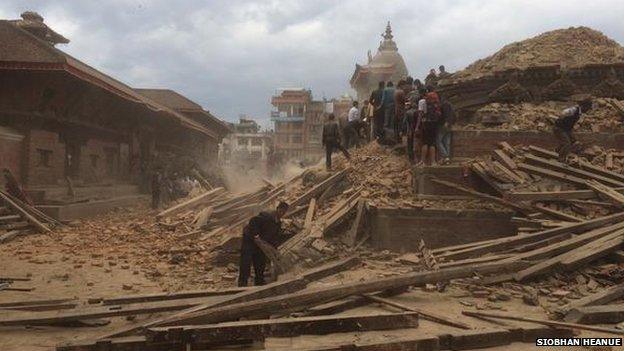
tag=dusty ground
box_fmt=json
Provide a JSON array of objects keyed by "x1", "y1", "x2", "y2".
[{"x1": 0, "y1": 223, "x2": 614, "y2": 351}]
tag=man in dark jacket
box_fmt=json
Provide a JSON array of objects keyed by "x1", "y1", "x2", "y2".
[
  {"x1": 553, "y1": 97, "x2": 592, "y2": 162},
  {"x1": 238, "y1": 201, "x2": 289, "y2": 287},
  {"x1": 322, "y1": 113, "x2": 350, "y2": 171},
  {"x1": 437, "y1": 99, "x2": 455, "y2": 164},
  {"x1": 369, "y1": 81, "x2": 385, "y2": 140}
]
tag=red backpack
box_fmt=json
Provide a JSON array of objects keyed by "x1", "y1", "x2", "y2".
[{"x1": 424, "y1": 92, "x2": 442, "y2": 122}]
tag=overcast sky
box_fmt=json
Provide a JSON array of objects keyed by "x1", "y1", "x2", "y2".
[{"x1": 2, "y1": 1, "x2": 624, "y2": 127}]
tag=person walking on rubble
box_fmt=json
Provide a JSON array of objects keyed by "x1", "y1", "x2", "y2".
[
  {"x1": 369, "y1": 81, "x2": 385, "y2": 141},
  {"x1": 322, "y1": 113, "x2": 351, "y2": 171},
  {"x1": 381, "y1": 81, "x2": 396, "y2": 136},
  {"x1": 238, "y1": 201, "x2": 290, "y2": 287},
  {"x1": 437, "y1": 98, "x2": 455, "y2": 164},
  {"x1": 425, "y1": 68, "x2": 438, "y2": 88},
  {"x1": 552, "y1": 97, "x2": 593, "y2": 162},
  {"x1": 418, "y1": 86, "x2": 442, "y2": 166},
  {"x1": 346, "y1": 100, "x2": 361, "y2": 148},
  {"x1": 394, "y1": 79, "x2": 407, "y2": 139}
]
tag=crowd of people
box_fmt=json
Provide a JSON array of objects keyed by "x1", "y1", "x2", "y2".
[{"x1": 322, "y1": 66, "x2": 455, "y2": 169}]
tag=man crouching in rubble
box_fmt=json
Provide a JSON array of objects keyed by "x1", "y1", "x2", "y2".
[
  {"x1": 238, "y1": 201, "x2": 289, "y2": 287},
  {"x1": 552, "y1": 96, "x2": 593, "y2": 162}
]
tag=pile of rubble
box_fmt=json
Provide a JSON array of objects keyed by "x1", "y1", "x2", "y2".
[
  {"x1": 462, "y1": 97, "x2": 624, "y2": 132},
  {"x1": 452, "y1": 26, "x2": 624, "y2": 82}
]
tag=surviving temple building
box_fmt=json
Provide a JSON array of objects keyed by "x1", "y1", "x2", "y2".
[{"x1": 349, "y1": 22, "x2": 409, "y2": 102}]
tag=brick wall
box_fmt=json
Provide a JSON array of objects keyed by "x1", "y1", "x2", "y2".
[
  {"x1": 79, "y1": 139, "x2": 122, "y2": 183},
  {"x1": 369, "y1": 207, "x2": 517, "y2": 251},
  {"x1": 25, "y1": 129, "x2": 65, "y2": 186},
  {"x1": 452, "y1": 130, "x2": 624, "y2": 158}
]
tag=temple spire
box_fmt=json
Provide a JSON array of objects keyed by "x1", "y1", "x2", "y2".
[
  {"x1": 382, "y1": 21, "x2": 393, "y2": 40},
  {"x1": 378, "y1": 21, "x2": 397, "y2": 52}
]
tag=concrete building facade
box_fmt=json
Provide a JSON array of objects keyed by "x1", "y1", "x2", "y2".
[
  {"x1": 220, "y1": 118, "x2": 272, "y2": 166},
  {"x1": 270, "y1": 89, "x2": 325, "y2": 163}
]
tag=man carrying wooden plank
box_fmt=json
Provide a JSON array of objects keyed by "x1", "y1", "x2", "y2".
[
  {"x1": 551, "y1": 96, "x2": 592, "y2": 162},
  {"x1": 238, "y1": 201, "x2": 290, "y2": 287}
]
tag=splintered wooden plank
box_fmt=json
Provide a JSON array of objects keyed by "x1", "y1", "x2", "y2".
[
  {"x1": 290, "y1": 169, "x2": 349, "y2": 208},
  {"x1": 343, "y1": 199, "x2": 366, "y2": 246},
  {"x1": 532, "y1": 204, "x2": 583, "y2": 222},
  {"x1": 565, "y1": 305, "x2": 624, "y2": 325},
  {"x1": 146, "y1": 312, "x2": 419, "y2": 344},
  {"x1": 156, "y1": 187, "x2": 225, "y2": 218},
  {"x1": 439, "y1": 212, "x2": 624, "y2": 261},
  {"x1": 100, "y1": 276, "x2": 308, "y2": 338},
  {"x1": 512, "y1": 227, "x2": 624, "y2": 281},
  {"x1": 362, "y1": 294, "x2": 471, "y2": 329},
  {"x1": 586, "y1": 179, "x2": 624, "y2": 208},
  {"x1": 97, "y1": 288, "x2": 248, "y2": 305},
  {"x1": 494, "y1": 149, "x2": 518, "y2": 170},
  {"x1": 153, "y1": 261, "x2": 529, "y2": 328},
  {"x1": 517, "y1": 163, "x2": 587, "y2": 187},
  {"x1": 463, "y1": 311, "x2": 624, "y2": 335},
  {"x1": 429, "y1": 178, "x2": 531, "y2": 215},
  {"x1": 303, "y1": 198, "x2": 316, "y2": 232},
  {"x1": 505, "y1": 190, "x2": 601, "y2": 202},
  {"x1": 523, "y1": 154, "x2": 624, "y2": 188},
  {"x1": 0, "y1": 190, "x2": 49, "y2": 233},
  {"x1": 560, "y1": 284, "x2": 624, "y2": 313},
  {"x1": 299, "y1": 256, "x2": 361, "y2": 282}
]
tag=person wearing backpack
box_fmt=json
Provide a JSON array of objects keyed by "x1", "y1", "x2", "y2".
[{"x1": 417, "y1": 86, "x2": 441, "y2": 166}]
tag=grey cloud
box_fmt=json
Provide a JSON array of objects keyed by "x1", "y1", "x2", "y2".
[{"x1": 2, "y1": 0, "x2": 624, "y2": 128}]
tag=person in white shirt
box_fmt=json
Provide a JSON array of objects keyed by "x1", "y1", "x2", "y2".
[{"x1": 345, "y1": 101, "x2": 361, "y2": 148}]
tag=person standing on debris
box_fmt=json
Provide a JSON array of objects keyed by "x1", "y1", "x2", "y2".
[
  {"x1": 346, "y1": 100, "x2": 361, "y2": 148},
  {"x1": 418, "y1": 86, "x2": 442, "y2": 166},
  {"x1": 322, "y1": 113, "x2": 351, "y2": 171},
  {"x1": 150, "y1": 168, "x2": 162, "y2": 210},
  {"x1": 552, "y1": 97, "x2": 593, "y2": 162},
  {"x1": 437, "y1": 98, "x2": 455, "y2": 164},
  {"x1": 438, "y1": 65, "x2": 451, "y2": 79},
  {"x1": 360, "y1": 100, "x2": 371, "y2": 142},
  {"x1": 2, "y1": 168, "x2": 32, "y2": 205},
  {"x1": 394, "y1": 79, "x2": 407, "y2": 139},
  {"x1": 404, "y1": 100, "x2": 419, "y2": 164},
  {"x1": 238, "y1": 201, "x2": 290, "y2": 287},
  {"x1": 381, "y1": 81, "x2": 396, "y2": 141},
  {"x1": 369, "y1": 81, "x2": 385, "y2": 140},
  {"x1": 425, "y1": 69, "x2": 438, "y2": 88}
]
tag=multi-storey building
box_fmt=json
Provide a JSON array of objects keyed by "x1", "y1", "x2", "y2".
[
  {"x1": 219, "y1": 118, "x2": 272, "y2": 167},
  {"x1": 271, "y1": 89, "x2": 325, "y2": 163}
]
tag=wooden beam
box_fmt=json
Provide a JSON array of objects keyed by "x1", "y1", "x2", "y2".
[
  {"x1": 429, "y1": 178, "x2": 532, "y2": 214},
  {"x1": 96, "y1": 288, "x2": 248, "y2": 306},
  {"x1": 565, "y1": 305, "x2": 624, "y2": 324},
  {"x1": 512, "y1": 227, "x2": 624, "y2": 281},
  {"x1": 505, "y1": 189, "x2": 603, "y2": 202},
  {"x1": 146, "y1": 312, "x2": 419, "y2": 344},
  {"x1": 156, "y1": 187, "x2": 225, "y2": 218},
  {"x1": 463, "y1": 310, "x2": 624, "y2": 335},
  {"x1": 586, "y1": 179, "x2": 624, "y2": 208},
  {"x1": 0, "y1": 190, "x2": 50, "y2": 233},
  {"x1": 362, "y1": 294, "x2": 471, "y2": 329},
  {"x1": 560, "y1": 284, "x2": 624, "y2": 313},
  {"x1": 299, "y1": 256, "x2": 360, "y2": 282},
  {"x1": 154, "y1": 261, "x2": 529, "y2": 328},
  {"x1": 532, "y1": 204, "x2": 583, "y2": 222},
  {"x1": 101, "y1": 276, "x2": 308, "y2": 338},
  {"x1": 518, "y1": 163, "x2": 587, "y2": 187},
  {"x1": 523, "y1": 154, "x2": 624, "y2": 187},
  {"x1": 303, "y1": 198, "x2": 316, "y2": 233},
  {"x1": 343, "y1": 199, "x2": 366, "y2": 246},
  {"x1": 438, "y1": 212, "x2": 624, "y2": 261},
  {"x1": 290, "y1": 169, "x2": 349, "y2": 208}
]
